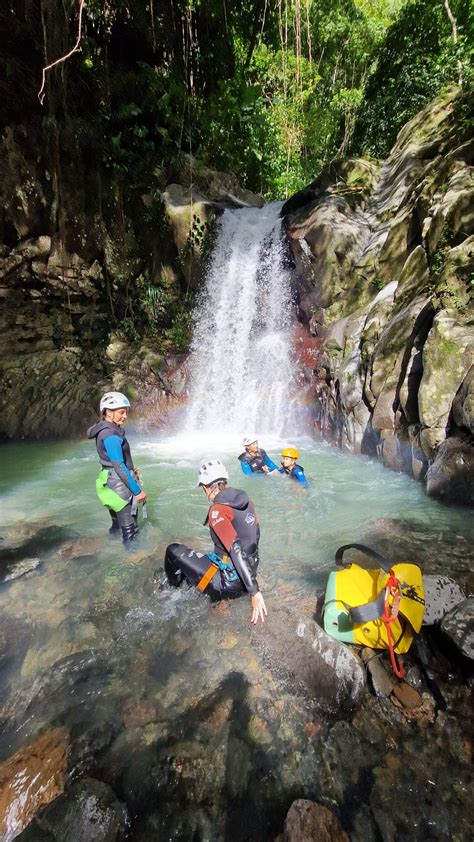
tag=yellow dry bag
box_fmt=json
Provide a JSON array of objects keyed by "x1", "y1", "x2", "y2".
[{"x1": 324, "y1": 544, "x2": 425, "y2": 677}]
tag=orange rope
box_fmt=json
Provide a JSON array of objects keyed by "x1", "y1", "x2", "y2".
[{"x1": 383, "y1": 571, "x2": 405, "y2": 679}]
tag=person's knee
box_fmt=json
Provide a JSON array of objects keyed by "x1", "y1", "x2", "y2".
[
  {"x1": 165, "y1": 543, "x2": 189, "y2": 563},
  {"x1": 165, "y1": 543, "x2": 188, "y2": 586}
]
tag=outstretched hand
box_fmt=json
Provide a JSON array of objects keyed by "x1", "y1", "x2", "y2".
[
  {"x1": 250, "y1": 592, "x2": 267, "y2": 624},
  {"x1": 134, "y1": 490, "x2": 147, "y2": 503}
]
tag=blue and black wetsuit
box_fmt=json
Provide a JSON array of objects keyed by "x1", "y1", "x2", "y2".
[
  {"x1": 238, "y1": 448, "x2": 278, "y2": 476},
  {"x1": 278, "y1": 463, "x2": 309, "y2": 488},
  {"x1": 87, "y1": 419, "x2": 141, "y2": 546},
  {"x1": 165, "y1": 487, "x2": 260, "y2": 600}
]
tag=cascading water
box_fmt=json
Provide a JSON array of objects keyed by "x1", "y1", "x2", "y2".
[{"x1": 184, "y1": 202, "x2": 297, "y2": 437}]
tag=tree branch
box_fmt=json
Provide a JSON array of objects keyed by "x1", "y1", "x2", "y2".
[{"x1": 38, "y1": 0, "x2": 85, "y2": 105}]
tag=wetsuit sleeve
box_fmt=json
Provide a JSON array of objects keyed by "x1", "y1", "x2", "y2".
[
  {"x1": 294, "y1": 467, "x2": 309, "y2": 488},
  {"x1": 264, "y1": 453, "x2": 278, "y2": 472},
  {"x1": 240, "y1": 461, "x2": 253, "y2": 476},
  {"x1": 229, "y1": 540, "x2": 259, "y2": 596},
  {"x1": 103, "y1": 435, "x2": 141, "y2": 494}
]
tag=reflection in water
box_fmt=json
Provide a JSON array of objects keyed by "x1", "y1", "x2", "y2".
[{"x1": 0, "y1": 435, "x2": 472, "y2": 839}]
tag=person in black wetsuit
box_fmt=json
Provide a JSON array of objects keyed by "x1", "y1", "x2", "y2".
[
  {"x1": 238, "y1": 436, "x2": 278, "y2": 476},
  {"x1": 164, "y1": 460, "x2": 267, "y2": 624},
  {"x1": 87, "y1": 391, "x2": 147, "y2": 548}
]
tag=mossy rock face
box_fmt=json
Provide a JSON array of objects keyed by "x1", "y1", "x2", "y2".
[
  {"x1": 426, "y1": 163, "x2": 474, "y2": 254},
  {"x1": 430, "y1": 235, "x2": 474, "y2": 313},
  {"x1": 419, "y1": 310, "x2": 474, "y2": 436},
  {"x1": 370, "y1": 295, "x2": 431, "y2": 401},
  {"x1": 393, "y1": 245, "x2": 429, "y2": 311}
]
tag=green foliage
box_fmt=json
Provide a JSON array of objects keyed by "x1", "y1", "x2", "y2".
[
  {"x1": 371, "y1": 275, "x2": 386, "y2": 290},
  {"x1": 351, "y1": 0, "x2": 474, "y2": 158},
  {"x1": 119, "y1": 316, "x2": 140, "y2": 343},
  {"x1": 166, "y1": 308, "x2": 194, "y2": 352}
]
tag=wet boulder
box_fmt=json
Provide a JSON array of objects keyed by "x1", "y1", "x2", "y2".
[
  {"x1": 441, "y1": 598, "x2": 474, "y2": 659},
  {"x1": 425, "y1": 436, "x2": 474, "y2": 505},
  {"x1": 0, "y1": 726, "x2": 69, "y2": 842},
  {"x1": 251, "y1": 606, "x2": 366, "y2": 717},
  {"x1": 16, "y1": 777, "x2": 129, "y2": 841}
]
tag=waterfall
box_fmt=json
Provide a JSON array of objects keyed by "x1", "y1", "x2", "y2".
[{"x1": 184, "y1": 202, "x2": 297, "y2": 438}]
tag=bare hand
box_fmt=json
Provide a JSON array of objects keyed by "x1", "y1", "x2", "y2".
[
  {"x1": 134, "y1": 490, "x2": 147, "y2": 503},
  {"x1": 250, "y1": 592, "x2": 267, "y2": 624}
]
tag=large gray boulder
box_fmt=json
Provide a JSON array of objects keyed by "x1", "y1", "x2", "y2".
[
  {"x1": 252, "y1": 607, "x2": 366, "y2": 717},
  {"x1": 441, "y1": 598, "x2": 474, "y2": 659}
]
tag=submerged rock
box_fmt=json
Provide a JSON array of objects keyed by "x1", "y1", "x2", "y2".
[
  {"x1": 251, "y1": 606, "x2": 366, "y2": 716},
  {"x1": 282, "y1": 799, "x2": 348, "y2": 842},
  {"x1": 16, "y1": 777, "x2": 129, "y2": 841}
]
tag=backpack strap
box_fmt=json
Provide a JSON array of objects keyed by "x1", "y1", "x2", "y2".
[
  {"x1": 335, "y1": 543, "x2": 393, "y2": 573},
  {"x1": 335, "y1": 544, "x2": 396, "y2": 624}
]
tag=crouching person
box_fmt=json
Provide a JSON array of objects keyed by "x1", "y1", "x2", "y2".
[{"x1": 165, "y1": 460, "x2": 267, "y2": 624}]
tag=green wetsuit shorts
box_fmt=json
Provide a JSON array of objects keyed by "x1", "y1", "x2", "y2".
[{"x1": 96, "y1": 468, "x2": 131, "y2": 513}]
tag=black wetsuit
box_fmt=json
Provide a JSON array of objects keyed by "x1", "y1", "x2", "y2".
[{"x1": 165, "y1": 487, "x2": 260, "y2": 600}]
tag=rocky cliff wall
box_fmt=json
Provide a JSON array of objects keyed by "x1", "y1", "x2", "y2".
[
  {"x1": 0, "y1": 138, "x2": 261, "y2": 439},
  {"x1": 283, "y1": 86, "x2": 473, "y2": 505}
]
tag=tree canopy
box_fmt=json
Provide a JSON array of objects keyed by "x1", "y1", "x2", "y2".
[{"x1": 1, "y1": 0, "x2": 472, "y2": 203}]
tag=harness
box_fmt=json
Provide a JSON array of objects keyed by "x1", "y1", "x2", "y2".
[
  {"x1": 281, "y1": 463, "x2": 303, "y2": 478},
  {"x1": 240, "y1": 450, "x2": 266, "y2": 472},
  {"x1": 197, "y1": 551, "x2": 239, "y2": 592}
]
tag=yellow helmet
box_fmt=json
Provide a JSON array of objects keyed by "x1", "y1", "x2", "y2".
[{"x1": 281, "y1": 447, "x2": 299, "y2": 459}]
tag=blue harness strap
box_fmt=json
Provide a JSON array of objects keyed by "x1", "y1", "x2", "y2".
[{"x1": 207, "y1": 551, "x2": 239, "y2": 582}]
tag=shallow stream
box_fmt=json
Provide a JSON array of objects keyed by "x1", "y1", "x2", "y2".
[{"x1": 1, "y1": 433, "x2": 473, "y2": 839}]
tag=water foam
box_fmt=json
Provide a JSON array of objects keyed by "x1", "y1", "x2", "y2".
[{"x1": 184, "y1": 202, "x2": 297, "y2": 438}]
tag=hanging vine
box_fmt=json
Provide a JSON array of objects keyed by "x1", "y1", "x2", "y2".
[{"x1": 38, "y1": 0, "x2": 86, "y2": 105}]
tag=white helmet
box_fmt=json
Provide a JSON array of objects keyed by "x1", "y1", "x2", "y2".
[
  {"x1": 100, "y1": 391, "x2": 131, "y2": 413},
  {"x1": 197, "y1": 459, "x2": 229, "y2": 486},
  {"x1": 243, "y1": 436, "x2": 258, "y2": 447}
]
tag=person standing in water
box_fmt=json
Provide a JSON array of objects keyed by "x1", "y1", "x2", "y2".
[
  {"x1": 238, "y1": 436, "x2": 278, "y2": 476},
  {"x1": 87, "y1": 391, "x2": 146, "y2": 548},
  {"x1": 164, "y1": 460, "x2": 267, "y2": 624},
  {"x1": 278, "y1": 447, "x2": 309, "y2": 488}
]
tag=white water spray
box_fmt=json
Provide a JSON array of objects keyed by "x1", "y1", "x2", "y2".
[{"x1": 184, "y1": 202, "x2": 297, "y2": 438}]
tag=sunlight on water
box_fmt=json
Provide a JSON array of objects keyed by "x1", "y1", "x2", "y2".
[{"x1": 1, "y1": 432, "x2": 470, "y2": 579}]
